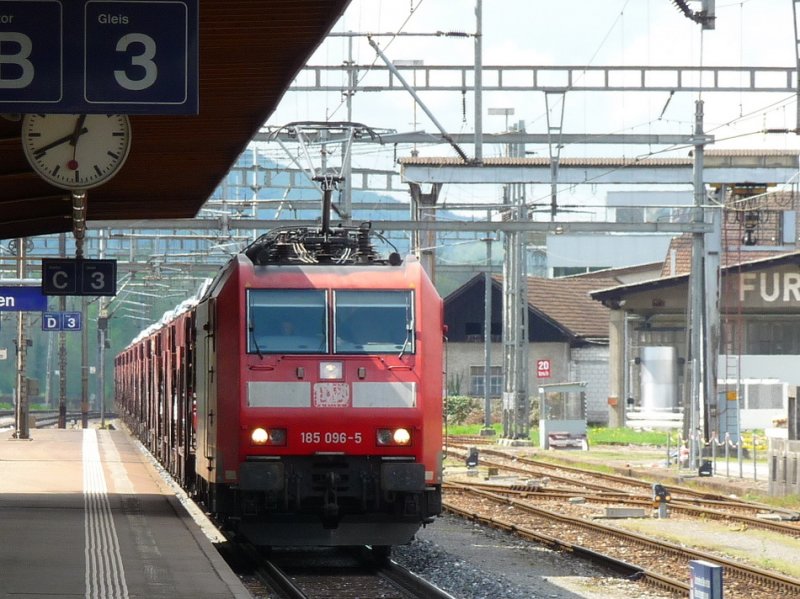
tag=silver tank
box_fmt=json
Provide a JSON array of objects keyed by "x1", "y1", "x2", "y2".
[{"x1": 639, "y1": 346, "x2": 678, "y2": 412}]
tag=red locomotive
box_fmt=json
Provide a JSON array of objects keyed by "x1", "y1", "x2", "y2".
[{"x1": 115, "y1": 222, "x2": 444, "y2": 547}]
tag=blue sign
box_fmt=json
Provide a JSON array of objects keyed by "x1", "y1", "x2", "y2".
[
  {"x1": 42, "y1": 312, "x2": 62, "y2": 330},
  {"x1": 0, "y1": 286, "x2": 47, "y2": 311},
  {"x1": 63, "y1": 311, "x2": 82, "y2": 330},
  {"x1": 85, "y1": 2, "x2": 190, "y2": 106},
  {"x1": 689, "y1": 560, "x2": 722, "y2": 599},
  {"x1": 0, "y1": 2, "x2": 62, "y2": 103},
  {"x1": 42, "y1": 311, "x2": 82, "y2": 331},
  {"x1": 0, "y1": 0, "x2": 198, "y2": 113}
]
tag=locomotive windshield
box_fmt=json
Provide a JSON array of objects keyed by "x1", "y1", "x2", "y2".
[
  {"x1": 246, "y1": 289, "x2": 414, "y2": 355},
  {"x1": 334, "y1": 290, "x2": 414, "y2": 354},
  {"x1": 247, "y1": 289, "x2": 327, "y2": 354}
]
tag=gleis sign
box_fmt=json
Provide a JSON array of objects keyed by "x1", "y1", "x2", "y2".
[{"x1": 0, "y1": 0, "x2": 198, "y2": 114}]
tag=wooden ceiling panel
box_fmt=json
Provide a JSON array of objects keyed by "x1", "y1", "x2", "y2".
[{"x1": 0, "y1": 0, "x2": 350, "y2": 240}]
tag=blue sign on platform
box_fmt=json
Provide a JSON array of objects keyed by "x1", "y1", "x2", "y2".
[
  {"x1": 42, "y1": 311, "x2": 82, "y2": 331},
  {"x1": 0, "y1": 0, "x2": 198, "y2": 114},
  {"x1": 0, "y1": 286, "x2": 47, "y2": 312},
  {"x1": 0, "y1": 1, "x2": 62, "y2": 103},
  {"x1": 63, "y1": 311, "x2": 81, "y2": 330},
  {"x1": 689, "y1": 560, "x2": 722, "y2": 599},
  {"x1": 42, "y1": 312, "x2": 62, "y2": 330}
]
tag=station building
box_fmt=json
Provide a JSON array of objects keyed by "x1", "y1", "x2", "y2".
[
  {"x1": 592, "y1": 249, "x2": 800, "y2": 426},
  {"x1": 589, "y1": 190, "x2": 800, "y2": 495}
]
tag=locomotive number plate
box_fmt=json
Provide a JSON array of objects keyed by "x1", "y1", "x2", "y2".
[{"x1": 301, "y1": 432, "x2": 363, "y2": 444}]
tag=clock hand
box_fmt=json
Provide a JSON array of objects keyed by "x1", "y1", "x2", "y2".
[
  {"x1": 68, "y1": 115, "x2": 88, "y2": 169},
  {"x1": 33, "y1": 128, "x2": 89, "y2": 158},
  {"x1": 70, "y1": 115, "x2": 87, "y2": 149}
]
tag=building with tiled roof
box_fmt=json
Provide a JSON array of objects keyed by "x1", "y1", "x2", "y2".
[
  {"x1": 524, "y1": 276, "x2": 617, "y2": 341},
  {"x1": 660, "y1": 190, "x2": 800, "y2": 277},
  {"x1": 443, "y1": 274, "x2": 615, "y2": 425}
]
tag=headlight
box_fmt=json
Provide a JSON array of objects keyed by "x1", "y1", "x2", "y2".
[
  {"x1": 393, "y1": 428, "x2": 411, "y2": 445},
  {"x1": 251, "y1": 428, "x2": 269, "y2": 445},
  {"x1": 320, "y1": 361, "x2": 343, "y2": 380},
  {"x1": 377, "y1": 427, "x2": 412, "y2": 446},
  {"x1": 250, "y1": 427, "x2": 287, "y2": 446}
]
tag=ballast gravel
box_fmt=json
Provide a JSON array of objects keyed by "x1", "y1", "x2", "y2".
[{"x1": 391, "y1": 513, "x2": 678, "y2": 599}]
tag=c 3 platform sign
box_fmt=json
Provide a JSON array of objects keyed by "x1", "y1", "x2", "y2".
[
  {"x1": 0, "y1": 0, "x2": 198, "y2": 114},
  {"x1": 41, "y1": 258, "x2": 117, "y2": 296}
]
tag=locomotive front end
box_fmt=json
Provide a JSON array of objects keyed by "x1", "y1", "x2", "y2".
[
  {"x1": 117, "y1": 223, "x2": 444, "y2": 550},
  {"x1": 227, "y1": 229, "x2": 444, "y2": 547}
]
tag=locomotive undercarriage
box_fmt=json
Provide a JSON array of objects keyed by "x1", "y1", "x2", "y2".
[{"x1": 202, "y1": 455, "x2": 442, "y2": 546}]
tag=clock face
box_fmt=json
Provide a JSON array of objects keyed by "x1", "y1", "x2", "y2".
[{"x1": 21, "y1": 114, "x2": 132, "y2": 191}]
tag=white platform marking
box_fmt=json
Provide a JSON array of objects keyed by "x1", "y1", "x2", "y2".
[{"x1": 83, "y1": 429, "x2": 129, "y2": 598}]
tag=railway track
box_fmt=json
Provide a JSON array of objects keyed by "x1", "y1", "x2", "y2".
[
  {"x1": 445, "y1": 483, "x2": 800, "y2": 598},
  {"x1": 445, "y1": 443, "x2": 800, "y2": 536},
  {"x1": 0, "y1": 410, "x2": 115, "y2": 429},
  {"x1": 458, "y1": 480, "x2": 800, "y2": 540},
  {"x1": 219, "y1": 540, "x2": 455, "y2": 599}
]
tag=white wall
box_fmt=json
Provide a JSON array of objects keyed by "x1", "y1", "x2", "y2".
[
  {"x1": 720, "y1": 355, "x2": 800, "y2": 385},
  {"x1": 445, "y1": 341, "x2": 610, "y2": 426}
]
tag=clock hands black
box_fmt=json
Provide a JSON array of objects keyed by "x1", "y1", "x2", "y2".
[
  {"x1": 70, "y1": 115, "x2": 87, "y2": 147},
  {"x1": 33, "y1": 127, "x2": 89, "y2": 158},
  {"x1": 68, "y1": 115, "x2": 88, "y2": 170}
]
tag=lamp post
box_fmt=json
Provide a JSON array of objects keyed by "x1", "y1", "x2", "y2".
[
  {"x1": 481, "y1": 225, "x2": 495, "y2": 436},
  {"x1": 393, "y1": 59, "x2": 424, "y2": 155}
]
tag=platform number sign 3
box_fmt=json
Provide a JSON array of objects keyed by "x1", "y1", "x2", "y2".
[{"x1": 85, "y1": 2, "x2": 191, "y2": 106}]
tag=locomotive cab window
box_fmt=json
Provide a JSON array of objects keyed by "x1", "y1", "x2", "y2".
[
  {"x1": 247, "y1": 290, "x2": 327, "y2": 354},
  {"x1": 334, "y1": 290, "x2": 414, "y2": 354}
]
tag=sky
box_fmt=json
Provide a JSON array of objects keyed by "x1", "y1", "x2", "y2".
[{"x1": 259, "y1": 0, "x2": 800, "y2": 211}]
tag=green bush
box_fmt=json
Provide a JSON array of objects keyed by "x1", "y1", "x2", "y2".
[{"x1": 445, "y1": 395, "x2": 479, "y2": 425}]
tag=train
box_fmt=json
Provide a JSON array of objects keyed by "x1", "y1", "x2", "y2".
[{"x1": 114, "y1": 221, "x2": 444, "y2": 547}]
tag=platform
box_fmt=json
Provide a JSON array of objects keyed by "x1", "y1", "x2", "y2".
[{"x1": 0, "y1": 427, "x2": 250, "y2": 599}]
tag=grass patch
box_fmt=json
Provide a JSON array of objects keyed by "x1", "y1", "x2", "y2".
[
  {"x1": 445, "y1": 423, "x2": 504, "y2": 436},
  {"x1": 589, "y1": 427, "x2": 674, "y2": 446},
  {"x1": 444, "y1": 424, "x2": 675, "y2": 448},
  {"x1": 619, "y1": 519, "x2": 800, "y2": 578}
]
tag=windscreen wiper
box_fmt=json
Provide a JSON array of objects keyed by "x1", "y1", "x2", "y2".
[
  {"x1": 398, "y1": 323, "x2": 413, "y2": 359},
  {"x1": 249, "y1": 325, "x2": 264, "y2": 359}
]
